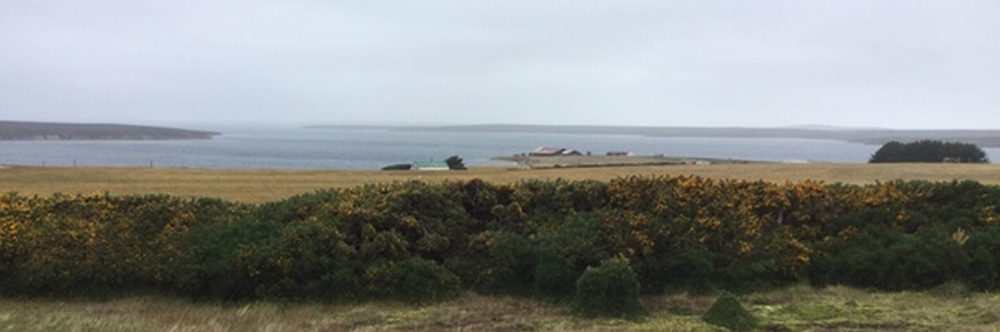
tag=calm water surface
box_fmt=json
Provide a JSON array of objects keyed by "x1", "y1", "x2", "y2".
[{"x1": 2, "y1": 126, "x2": 985, "y2": 169}]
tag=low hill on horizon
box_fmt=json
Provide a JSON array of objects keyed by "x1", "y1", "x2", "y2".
[
  {"x1": 310, "y1": 124, "x2": 1000, "y2": 148},
  {"x1": 0, "y1": 121, "x2": 220, "y2": 141}
]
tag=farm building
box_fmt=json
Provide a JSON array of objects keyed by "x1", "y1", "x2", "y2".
[
  {"x1": 530, "y1": 146, "x2": 566, "y2": 156},
  {"x1": 529, "y1": 146, "x2": 583, "y2": 156},
  {"x1": 413, "y1": 160, "x2": 449, "y2": 171}
]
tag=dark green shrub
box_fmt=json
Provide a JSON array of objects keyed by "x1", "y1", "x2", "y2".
[
  {"x1": 703, "y1": 292, "x2": 758, "y2": 331},
  {"x1": 572, "y1": 259, "x2": 645, "y2": 318},
  {"x1": 254, "y1": 189, "x2": 340, "y2": 224},
  {"x1": 465, "y1": 232, "x2": 537, "y2": 294},
  {"x1": 511, "y1": 179, "x2": 608, "y2": 216},
  {"x1": 270, "y1": 222, "x2": 355, "y2": 299},
  {"x1": 363, "y1": 258, "x2": 461, "y2": 303},
  {"x1": 962, "y1": 226, "x2": 1000, "y2": 290},
  {"x1": 902, "y1": 180, "x2": 1000, "y2": 230},
  {"x1": 176, "y1": 220, "x2": 286, "y2": 300},
  {"x1": 533, "y1": 213, "x2": 608, "y2": 297},
  {"x1": 809, "y1": 225, "x2": 970, "y2": 290},
  {"x1": 632, "y1": 250, "x2": 715, "y2": 294},
  {"x1": 717, "y1": 258, "x2": 794, "y2": 293}
]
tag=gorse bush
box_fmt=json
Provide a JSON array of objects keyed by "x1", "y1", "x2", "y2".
[
  {"x1": 3, "y1": 176, "x2": 1000, "y2": 304},
  {"x1": 462, "y1": 231, "x2": 537, "y2": 295},
  {"x1": 0, "y1": 193, "x2": 252, "y2": 297},
  {"x1": 533, "y1": 212, "x2": 609, "y2": 298},
  {"x1": 809, "y1": 225, "x2": 965, "y2": 290},
  {"x1": 178, "y1": 220, "x2": 293, "y2": 300},
  {"x1": 632, "y1": 249, "x2": 715, "y2": 295},
  {"x1": 572, "y1": 258, "x2": 645, "y2": 318},
  {"x1": 810, "y1": 223, "x2": 1000, "y2": 292},
  {"x1": 363, "y1": 258, "x2": 461, "y2": 303}
]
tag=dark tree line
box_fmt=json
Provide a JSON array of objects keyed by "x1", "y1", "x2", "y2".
[{"x1": 869, "y1": 140, "x2": 988, "y2": 163}]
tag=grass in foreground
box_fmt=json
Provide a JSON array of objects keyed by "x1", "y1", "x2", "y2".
[
  {"x1": 1, "y1": 285, "x2": 998, "y2": 331},
  {"x1": 3, "y1": 163, "x2": 1000, "y2": 203}
]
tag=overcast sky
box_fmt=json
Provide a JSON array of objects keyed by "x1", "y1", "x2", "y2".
[{"x1": 1, "y1": 1, "x2": 998, "y2": 129}]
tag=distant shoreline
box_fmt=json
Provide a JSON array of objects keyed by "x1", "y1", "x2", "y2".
[
  {"x1": 0, "y1": 121, "x2": 220, "y2": 141},
  {"x1": 309, "y1": 124, "x2": 1000, "y2": 148}
]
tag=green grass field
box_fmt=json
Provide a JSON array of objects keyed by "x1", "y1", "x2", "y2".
[
  {"x1": 1, "y1": 285, "x2": 997, "y2": 331},
  {"x1": 3, "y1": 163, "x2": 1000, "y2": 203}
]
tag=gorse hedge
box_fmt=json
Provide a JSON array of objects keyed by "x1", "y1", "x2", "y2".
[{"x1": 2, "y1": 176, "x2": 1000, "y2": 303}]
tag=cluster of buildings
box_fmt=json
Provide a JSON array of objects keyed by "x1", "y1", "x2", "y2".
[
  {"x1": 528, "y1": 146, "x2": 632, "y2": 157},
  {"x1": 528, "y1": 147, "x2": 582, "y2": 156}
]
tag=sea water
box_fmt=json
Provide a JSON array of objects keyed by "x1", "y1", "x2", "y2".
[{"x1": 1, "y1": 126, "x2": 985, "y2": 169}]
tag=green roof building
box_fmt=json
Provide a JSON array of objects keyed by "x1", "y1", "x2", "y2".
[{"x1": 413, "y1": 160, "x2": 449, "y2": 171}]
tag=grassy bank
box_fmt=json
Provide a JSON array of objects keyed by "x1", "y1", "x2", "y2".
[
  {"x1": 1, "y1": 285, "x2": 998, "y2": 331},
  {"x1": 3, "y1": 163, "x2": 1000, "y2": 203}
]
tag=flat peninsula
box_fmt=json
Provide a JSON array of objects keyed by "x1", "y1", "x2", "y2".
[{"x1": 0, "y1": 121, "x2": 220, "y2": 140}]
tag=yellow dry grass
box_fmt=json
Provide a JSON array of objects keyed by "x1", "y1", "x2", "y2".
[{"x1": 3, "y1": 163, "x2": 1000, "y2": 203}]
